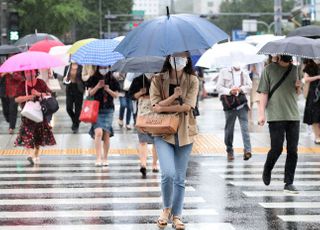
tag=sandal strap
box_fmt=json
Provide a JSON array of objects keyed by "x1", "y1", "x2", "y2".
[
  {"x1": 172, "y1": 216, "x2": 185, "y2": 228},
  {"x1": 158, "y1": 209, "x2": 171, "y2": 222}
]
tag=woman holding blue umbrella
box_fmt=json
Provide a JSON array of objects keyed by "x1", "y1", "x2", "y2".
[
  {"x1": 150, "y1": 51, "x2": 199, "y2": 230},
  {"x1": 86, "y1": 66, "x2": 120, "y2": 166}
]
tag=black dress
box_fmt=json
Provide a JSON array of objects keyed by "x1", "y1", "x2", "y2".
[{"x1": 303, "y1": 66, "x2": 320, "y2": 125}]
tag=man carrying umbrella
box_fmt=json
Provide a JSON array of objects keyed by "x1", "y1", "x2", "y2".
[{"x1": 258, "y1": 55, "x2": 302, "y2": 194}]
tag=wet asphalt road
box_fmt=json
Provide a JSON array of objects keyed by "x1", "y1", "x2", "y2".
[{"x1": 0, "y1": 154, "x2": 319, "y2": 229}]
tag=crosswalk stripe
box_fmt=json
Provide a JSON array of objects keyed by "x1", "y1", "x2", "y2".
[
  {"x1": 0, "y1": 172, "x2": 161, "y2": 178},
  {"x1": 0, "y1": 209, "x2": 218, "y2": 218},
  {"x1": 0, "y1": 197, "x2": 205, "y2": 205},
  {"x1": 229, "y1": 181, "x2": 320, "y2": 187},
  {"x1": 259, "y1": 202, "x2": 320, "y2": 208},
  {"x1": 202, "y1": 162, "x2": 320, "y2": 166},
  {"x1": 0, "y1": 159, "x2": 153, "y2": 165},
  {"x1": 0, "y1": 166, "x2": 159, "y2": 172},
  {"x1": 0, "y1": 223, "x2": 236, "y2": 230},
  {"x1": 220, "y1": 174, "x2": 320, "y2": 179},
  {"x1": 0, "y1": 186, "x2": 195, "y2": 194},
  {"x1": 243, "y1": 191, "x2": 320, "y2": 197},
  {"x1": 278, "y1": 215, "x2": 320, "y2": 222},
  {"x1": 0, "y1": 178, "x2": 161, "y2": 185},
  {"x1": 210, "y1": 168, "x2": 320, "y2": 172}
]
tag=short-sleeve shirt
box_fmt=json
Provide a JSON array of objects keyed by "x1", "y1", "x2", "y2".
[
  {"x1": 86, "y1": 72, "x2": 120, "y2": 111},
  {"x1": 257, "y1": 63, "x2": 300, "y2": 122}
]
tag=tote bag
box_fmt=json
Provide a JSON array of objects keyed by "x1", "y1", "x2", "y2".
[{"x1": 21, "y1": 82, "x2": 43, "y2": 123}]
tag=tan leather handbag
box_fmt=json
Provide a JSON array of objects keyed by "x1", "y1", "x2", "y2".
[{"x1": 135, "y1": 80, "x2": 180, "y2": 135}]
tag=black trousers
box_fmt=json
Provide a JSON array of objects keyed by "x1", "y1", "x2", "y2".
[
  {"x1": 264, "y1": 121, "x2": 300, "y2": 185},
  {"x1": 66, "y1": 87, "x2": 83, "y2": 126},
  {"x1": 1, "y1": 96, "x2": 18, "y2": 129}
]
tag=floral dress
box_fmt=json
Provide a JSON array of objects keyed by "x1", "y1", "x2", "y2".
[{"x1": 15, "y1": 79, "x2": 56, "y2": 149}]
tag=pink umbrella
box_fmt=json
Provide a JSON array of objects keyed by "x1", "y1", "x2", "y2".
[{"x1": 0, "y1": 51, "x2": 64, "y2": 73}]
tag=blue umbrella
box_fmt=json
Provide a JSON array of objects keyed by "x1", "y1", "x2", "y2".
[
  {"x1": 115, "y1": 10, "x2": 228, "y2": 57},
  {"x1": 72, "y1": 39, "x2": 124, "y2": 66}
]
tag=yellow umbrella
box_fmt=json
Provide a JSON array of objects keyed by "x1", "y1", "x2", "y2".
[{"x1": 67, "y1": 38, "x2": 96, "y2": 54}]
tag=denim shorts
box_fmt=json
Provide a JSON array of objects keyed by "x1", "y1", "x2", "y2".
[{"x1": 89, "y1": 108, "x2": 114, "y2": 139}]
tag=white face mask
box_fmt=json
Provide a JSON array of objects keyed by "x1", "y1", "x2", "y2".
[
  {"x1": 99, "y1": 69, "x2": 108, "y2": 75},
  {"x1": 144, "y1": 73, "x2": 153, "y2": 79},
  {"x1": 170, "y1": 57, "x2": 188, "y2": 71}
]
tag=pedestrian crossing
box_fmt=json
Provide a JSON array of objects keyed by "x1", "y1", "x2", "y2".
[
  {"x1": 202, "y1": 157, "x2": 320, "y2": 226},
  {"x1": 0, "y1": 155, "x2": 234, "y2": 230}
]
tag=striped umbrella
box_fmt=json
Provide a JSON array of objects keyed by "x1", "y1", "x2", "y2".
[{"x1": 71, "y1": 39, "x2": 124, "y2": 66}]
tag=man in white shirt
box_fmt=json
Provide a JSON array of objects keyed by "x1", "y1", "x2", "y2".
[{"x1": 217, "y1": 65, "x2": 252, "y2": 161}]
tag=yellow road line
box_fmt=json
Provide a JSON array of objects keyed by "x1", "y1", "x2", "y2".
[{"x1": 1, "y1": 134, "x2": 319, "y2": 155}]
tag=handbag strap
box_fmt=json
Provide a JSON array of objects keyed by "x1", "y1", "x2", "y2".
[
  {"x1": 268, "y1": 64, "x2": 293, "y2": 100},
  {"x1": 25, "y1": 81, "x2": 29, "y2": 96}
]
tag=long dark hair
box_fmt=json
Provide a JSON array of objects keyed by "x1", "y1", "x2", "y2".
[
  {"x1": 161, "y1": 52, "x2": 195, "y2": 75},
  {"x1": 303, "y1": 59, "x2": 319, "y2": 76}
]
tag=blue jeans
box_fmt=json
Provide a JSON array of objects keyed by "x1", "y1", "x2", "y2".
[
  {"x1": 224, "y1": 106, "x2": 251, "y2": 154},
  {"x1": 119, "y1": 96, "x2": 133, "y2": 125},
  {"x1": 154, "y1": 136, "x2": 193, "y2": 216}
]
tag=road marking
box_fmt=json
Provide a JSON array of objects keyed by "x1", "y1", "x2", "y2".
[
  {"x1": 0, "y1": 186, "x2": 195, "y2": 194},
  {"x1": 0, "y1": 197, "x2": 205, "y2": 205},
  {"x1": 229, "y1": 181, "x2": 320, "y2": 187},
  {"x1": 0, "y1": 209, "x2": 218, "y2": 218},
  {"x1": 0, "y1": 223, "x2": 235, "y2": 230},
  {"x1": 243, "y1": 191, "x2": 320, "y2": 197},
  {"x1": 0, "y1": 178, "x2": 161, "y2": 185},
  {"x1": 278, "y1": 215, "x2": 320, "y2": 222},
  {"x1": 202, "y1": 162, "x2": 320, "y2": 166},
  {"x1": 210, "y1": 168, "x2": 320, "y2": 173},
  {"x1": 259, "y1": 202, "x2": 320, "y2": 208},
  {"x1": 220, "y1": 174, "x2": 320, "y2": 179}
]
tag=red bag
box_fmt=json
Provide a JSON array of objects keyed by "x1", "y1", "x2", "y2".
[{"x1": 79, "y1": 99, "x2": 100, "y2": 123}]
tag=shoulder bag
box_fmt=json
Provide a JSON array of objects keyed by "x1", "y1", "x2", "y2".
[{"x1": 135, "y1": 79, "x2": 179, "y2": 135}]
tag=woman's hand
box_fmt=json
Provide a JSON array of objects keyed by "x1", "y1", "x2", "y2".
[
  {"x1": 31, "y1": 89, "x2": 41, "y2": 97},
  {"x1": 104, "y1": 84, "x2": 110, "y2": 92},
  {"x1": 173, "y1": 86, "x2": 182, "y2": 98},
  {"x1": 98, "y1": 80, "x2": 105, "y2": 89},
  {"x1": 153, "y1": 104, "x2": 162, "y2": 113},
  {"x1": 140, "y1": 88, "x2": 147, "y2": 95}
]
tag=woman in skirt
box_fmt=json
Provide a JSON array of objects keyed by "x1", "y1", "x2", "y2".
[
  {"x1": 15, "y1": 69, "x2": 56, "y2": 165},
  {"x1": 86, "y1": 66, "x2": 120, "y2": 166}
]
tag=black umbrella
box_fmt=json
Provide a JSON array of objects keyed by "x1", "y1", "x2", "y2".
[
  {"x1": 14, "y1": 33, "x2": 61, "y2": 49},
  {"x1": 257, "y1": 36, "x2": 320, "y2": 59},
  {"x1": 287, "y1": 25, "x2": 320, "y2": 39},
  {"x1": 0, "y1": 45, "x2": 22, "y2": 55},
  {"x1": 112, "y1": 56, "x2": 165, "y2": 73}
]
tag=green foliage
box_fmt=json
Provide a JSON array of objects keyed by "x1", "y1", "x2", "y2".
[
  {"x1": 12, "y1": 0, "x2": 133, "y2": 42},
  {"x1": 212, "y1": 0, "x2": 295, "y2": 36}
]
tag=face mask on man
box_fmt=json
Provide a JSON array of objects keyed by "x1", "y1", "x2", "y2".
[
  {"x1": 170, "y1": 57, "x2": 188, "y2": 71},
  {"x1": 99, "y1": 68, "x2": 108, "y2": 75}
]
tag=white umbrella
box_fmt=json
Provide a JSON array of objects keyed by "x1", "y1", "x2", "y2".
[
  {"x1": 113, "y1": 36, "x2": 125, "y2": 42},
  {"x1": 245, "y1": 34, "x2": 284, "y2": 45},
  {"x1": 196, "y1": 41, "x2": 265, "y2": 69},
  {"x1": 49, "y1": 45, "x2": 71, "y2": 76}
]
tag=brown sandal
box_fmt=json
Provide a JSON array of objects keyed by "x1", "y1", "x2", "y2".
[
  {"x1": 157, "y1": 208, "x2": 171, "y2": 228},
  {"x1": 172, "y1": 216, "x2": 185, "y2": 230}
]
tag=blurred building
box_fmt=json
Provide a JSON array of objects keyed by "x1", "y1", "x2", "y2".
[{"x1": 133, "y1": 0, "x2": 170, "y2": 17}]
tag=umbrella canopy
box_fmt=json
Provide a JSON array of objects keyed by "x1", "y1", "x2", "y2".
[
  {"x1": 112, "y1": 56, "x2": 165, "y2": 73},
  {"x1": 0, "y1": 45, "x2": 22, "y2": 55},
  {"x1": 114, "y1": 13, "x2": 228, "y2": 57},
  {"x1": 245, "y1": 34, "x2": 285, "y2": 45},
  {"x1": 71, "y1": 39, "x2": 124, "y2": 67},
  {"x1": 0, "y1": 51, "x2": 64, "y2": 73},
  {"x1": 49, "y1": 45, "x2": 72, "y2": 76},
  {"x1": 287, "y1": 25, "x2": 320, "y2": 39},
  {"x1": 14, "y1": 33, "x2": 61, "y2": 48},
  {"x1": 257, "y1": 36, "x2": 320, "y2": 59},
  {"x1": 29, "y1": 40, "x2": 64, "y2": 53},
  {"x1": 196, "y1": 41, "x2": 265, "y2": 69},
  {"x1": 67, "y1": 38, "x2": 96, "y2": 54}
]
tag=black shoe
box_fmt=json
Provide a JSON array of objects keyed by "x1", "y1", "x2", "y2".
[
  {"x1": 152, "y1": 168, "x2": 159, "y2": 173},
  {"x1": 140, "y1": 166, "x2": 147, "y2": 178},
  {"x1": 262, "y1": 167, "x2": 271, "y2": 186},
  {"x1": 284, "y1": 184, "x2": 299, "y2": 194},
  {"x1": 27, "y1": 156, "x2": 34, "y2": 166},
  {"x1": 243, "y1": 152, "x2": 252, "y2": 161}
]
